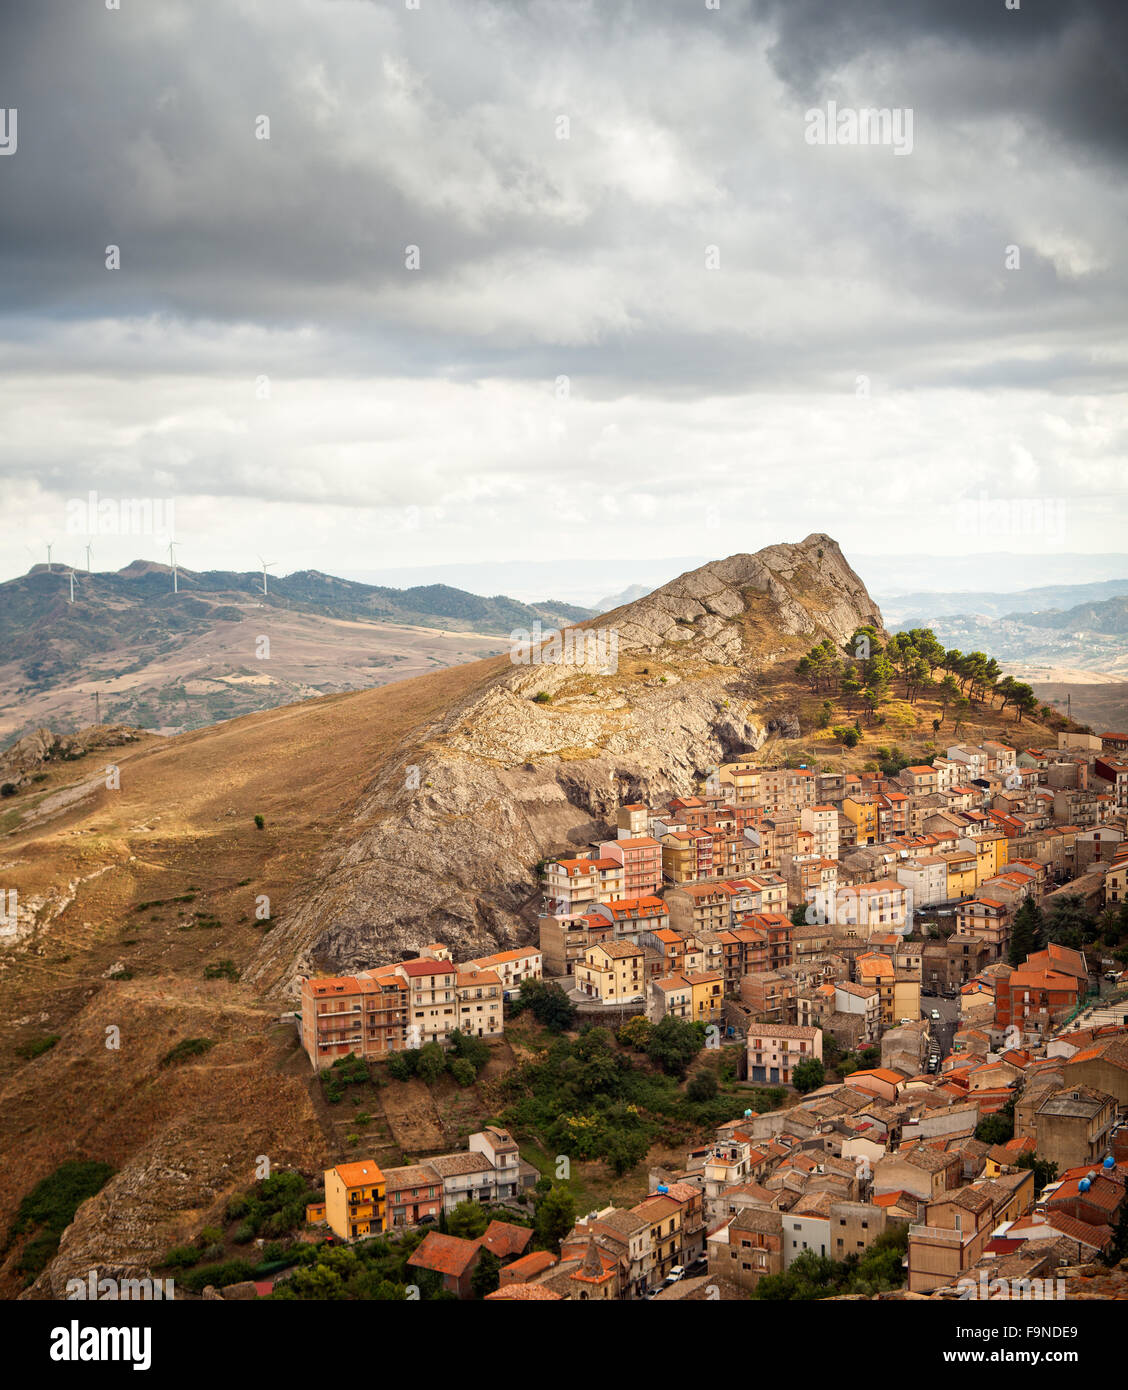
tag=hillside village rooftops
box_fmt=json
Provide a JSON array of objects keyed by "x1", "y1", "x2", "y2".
[
  {"x1": 408, "y1": 1232, "x2": 481, "y2": 1278},
  {"x1": 604, "y1": 896, "x2": 666, "y2": 916},
  {"x1": 555, "y1": 856, "x2": 620, "y2": 873},
  {"x1": 383, "y1": 1163, "x2": 441, "y2": 1190},
  {"x1": 850, "y1": 1068, "x2": 905, "y2": 1086},
  {"x1": 400, "y1": 959, "x2": 455, "y2": 978},
  {"x1": 332, "y1": 1161, "x2": 385, "y2": 1187},
  {"x1": 748, "y1": 1023, "x2": 820, "y2": 1040},
  {"x1": 425, "y1": 1152, "x2": 494, "y2": 1178},
  {"x1": 456, "y1": 968, "x2": 501, "y2": 988},
  {"x1": 592, "y1": 939, "x2": 643, "y2": 959},
  {"x1": 467, "y1": 947, "x2": 540, "y2": 965}
]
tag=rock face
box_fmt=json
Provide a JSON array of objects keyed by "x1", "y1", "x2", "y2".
[
  {"x1": 0, "y1": 725, "x2": 144, "y2": 789},
  {"x1": 248, "y1": 534, "x2": 886, "y2": 990},
  {"x1": 608, "y1": 535, "x2": 884, "y2": 661}
]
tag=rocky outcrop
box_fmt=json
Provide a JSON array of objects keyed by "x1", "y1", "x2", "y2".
[
  {"x1": 0, "y1": 725, "x2": 145, "y2": 788},
  {"x1": 248, "y1": 535, "x2": 886, "y2": 990},
  {"x1": 607, "y1": 534, "x2": 885, "y2": 660}
]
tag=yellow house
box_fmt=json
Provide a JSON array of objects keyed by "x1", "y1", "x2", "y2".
[
  {"x1": 856, "y1": 953, "x2": 896, "y2": 1024},
  {"x1": 942, "y1": 851, "x2": 978, "y2": 899},
  {"x1": 842, "y1": 796, "x2": 879, "y2": 846},
  {"x1": 892, "y1": 976, "x2": 920, "y2": 1027},
  {"x1": 574, "y1": 940, "x2": 645, "y2": 1002},
  {"x1": 685, "y1": 969, "x2": 725, "y2": 1024},
  {"x1": 325, "y1": 1160, "x2": 386, "y2": 1241},
  {"x1": 963, "y1": 833, "x2": 1008, "y2": 886}
]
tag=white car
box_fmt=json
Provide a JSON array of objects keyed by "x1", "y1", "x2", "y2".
[
  {"x1": 664, "y1": 1266, "x2": 686, "y2": 1284},
  {"x1": 930, "y1": 1009, "x2": 941, "y2": 1020}
]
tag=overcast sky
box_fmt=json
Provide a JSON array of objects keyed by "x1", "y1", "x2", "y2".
[{"x1": 0, "y1": 0, "x2": 1125, "y2": 596}]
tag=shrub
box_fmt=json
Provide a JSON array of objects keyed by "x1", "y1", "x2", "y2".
[
  {"x1": 686, "y1": 1070, "x2": 718, "y2": 1103},
  {"x1": 16, "y1": 1035, "x2": 60, "y2": 1060},
  {"x1": 163, "y1": 1244, "x2": 201, "y2": 1268},
  {"x1": 6, "y1": 1160, "x2": 115, "y2": 1284},
  {"x1": 416, "y1": 1042, "x2": 447, "y2": 1085},
  {"x1": 254, "y1": 814, "x2": 265, "y2": 829},
  {"x1": 533, "y1": 691, "x2": 552, "y2": 704},
  {"x1": 203, "y1": 959, "x2": 239, "y2": 982},
  {"x1": 450, "y1": 1058, "x2": 476, "y2": 1088},
  {"x1": 180, "y1": 1258, "x2": 257, "y2": 1294},
  {"x1": 387, "y1": 1053, "x2": 414, "y2": 1082},
  {"x1": 159, "y1": 1038, "x2": 215, "y2": 1068}
]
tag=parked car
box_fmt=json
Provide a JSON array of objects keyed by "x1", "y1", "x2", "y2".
[
  {"x1": 664, "y1": 1265, "x2": 686, "y2": 1285},
  {"x1": 930, "y1": 1009, "x2": 941, "y2": 1020},
  {"x1": 418, "y1": 1214, "x2": 437, "y2": 1225}
]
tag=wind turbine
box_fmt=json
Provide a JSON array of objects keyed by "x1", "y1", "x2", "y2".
[
  {"x1": 258, "y1": 554, "x2": 276, "y2": 596},
  {"x1": 67, "y1": 569, "x2": 78, "y2": 603},
  {"x1": 168, "y1": 541, "x2": 179, "y2": 594},
  {"x1": 45, "y1": 542, "x2": 53, "y2": 572},
  {"x1": 85, "y1": 540, "x2": 94, "y2": 574}
]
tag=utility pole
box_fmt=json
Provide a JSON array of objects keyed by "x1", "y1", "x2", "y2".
[{"x1": 95, "y1": 691, "x2": 101, "y2": 724}]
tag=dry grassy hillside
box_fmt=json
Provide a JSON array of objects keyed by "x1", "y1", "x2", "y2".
[{"x1": 0, "y1": 654, "x2": 510, "y2": 1294}]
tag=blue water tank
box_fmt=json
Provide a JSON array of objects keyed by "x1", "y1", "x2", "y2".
[
  {"x1": 744, "y1": 1109, "x2": 753, "y2": 1119},
  {"x1": 656, "y1": 1184, "x2": 669, "y2": 1195},
  {"x1": 1105, "y1": 1156, "x2": 1116, "y2": 1169},
  {"x1": 1079, "y1": 1177, "x2": 1091, "y2": 1192}
]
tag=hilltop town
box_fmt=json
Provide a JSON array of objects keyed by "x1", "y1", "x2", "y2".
[{"x1": 286, "y1": 721, "x2": 1128, "y2": 1301}]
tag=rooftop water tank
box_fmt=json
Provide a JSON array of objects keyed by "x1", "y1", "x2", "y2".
[{"x1": 1079, "y1": 1178, "x2": 1091, "y2": 1192}]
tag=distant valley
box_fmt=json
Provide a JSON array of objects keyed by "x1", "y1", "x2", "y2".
[{"x1": 0, "y1": 562, "x2": 592, "y2": 744}]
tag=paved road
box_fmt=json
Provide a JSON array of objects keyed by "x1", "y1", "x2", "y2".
[{"x1": 921, "y1": 990, "x2": 961, "y2": 1060}]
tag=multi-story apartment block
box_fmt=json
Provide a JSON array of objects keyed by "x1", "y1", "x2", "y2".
[
  {"x1": 464, "y1": 946, "x2": 543, "y2": 999},
  {"x1": 542, "y1": 856, "x2": 625, "y2": 912},
  {"x1": 455, "y1": 967, "x2": 504, "y2": 1038},
  {"x1": 598, "y1": 837, "x2": 663, "y2": 897},
  {"x1": 574, "y1": 940, "x2": 645, "y2": 1002},
  {"x1": 746, "y1": 1023, "x2": 822, "y2": 1085},
  {"x1": 800, "y1": 803, "x2": 840, "y2": 859},
  {"x1": 324, "y1": 1160, "x2": 386, "y2": 1241}
]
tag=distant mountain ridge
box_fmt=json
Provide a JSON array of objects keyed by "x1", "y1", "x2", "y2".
[
  {"x1": 0, "y1": 564, "x2": 593, "y2": 746},
  {"x1": 882, "y1": 576, "x2": 1128, "y2": 625}
]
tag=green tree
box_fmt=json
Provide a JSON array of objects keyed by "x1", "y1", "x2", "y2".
[
  {"x1": 646, "y1": 1014, "x2": 704, "y2": 1077},
  {"x1": 686, "y1": 1070, "x2": 718, "y2": 1103},
  {"x1": 416, "y1": 1042, "x2": 447, "y2": 1085},
  {"x1": 1014, "y1": 1153, "x2": 1058, "y2": 1197},
  {"x1": 470, "y1": 1250, "x2": 501, "y2": 1298},
  {"x1": 616, "y1": 1015, "x2": 653, "y2": 1050},
  {"x1": 791, "y1": 1057, "x2": 825, "y2": 1093},
  {"x1": 447, "y1": 1201, "x2": 489, "y2": 1241},
  {"x1": 1009, "y1": 898, "x2": 1046, "y2": 964},
  {"x1": 517, "y1": 978, "x2": 577, "y2": 1032},
  {"x1": 533, "y1": 1185, "x2": 576, "y2": 1254},
  {"x1": 450, "y1": 1057, "x2": 476, "y2": 1087}
]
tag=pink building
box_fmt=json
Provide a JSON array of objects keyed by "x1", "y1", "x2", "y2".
[{"x1": 598, "y1": 837, "x2": 663, "y2": 897}]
